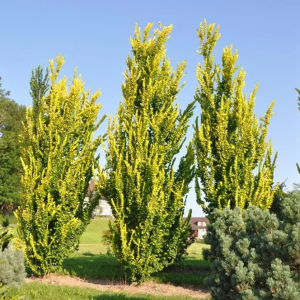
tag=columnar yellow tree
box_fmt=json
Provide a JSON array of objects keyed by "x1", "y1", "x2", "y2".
[
  {"x1": 16, "y1": 55, "x2": 105, "y2": 275},
  {"x1": 194, "y1": 20, "x2": 277, "y2": 217},
  {"x1": 104, "y1": 23, "x2": 195, "y2": 283}
]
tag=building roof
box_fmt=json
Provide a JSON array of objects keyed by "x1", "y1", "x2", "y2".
[
  {"x1": 183, "y1": 217, "x2": 209, "y2": 231},
  {"x1": 86, "y1": 179, "x2": 95, "y2": 197}
]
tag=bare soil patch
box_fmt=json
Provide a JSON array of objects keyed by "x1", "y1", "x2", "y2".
[{"x1": 26, "y1": 274, "x2": 210, "y2": 299}]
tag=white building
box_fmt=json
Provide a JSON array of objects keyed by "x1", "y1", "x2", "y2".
[
  {"x1": 183, "y1": 217, "x2": 209, "y2": 239},
  {"x1": 94, "y1": 198, "x2": 113, "y2": 216},
  {"x1": 86, "y1": 180, "x2": 113, "y2": 217}
]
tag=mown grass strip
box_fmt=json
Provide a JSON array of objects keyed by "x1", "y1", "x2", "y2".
[{"x1": 19, "y1": 282, "x2": 209, "y2": 300}]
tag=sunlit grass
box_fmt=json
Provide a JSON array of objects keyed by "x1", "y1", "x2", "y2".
[
  {"x1": 20, "y1": 282, "x2": 207, "y2": 300},
  {"x1": 61, "y1": 220, "x2": 211, "y2": 287},
  {"x1": 5, "y1": 215, "x2": 211, "y2": 298},
  {"x1": 77, "y1": 217, "x2": 112, "y2": 254}
]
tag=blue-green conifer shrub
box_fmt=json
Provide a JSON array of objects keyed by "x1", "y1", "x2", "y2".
[
  {"x1": 0, "y1": 227, "x2": 26, "y2": 299},
  {"x1": 204, "y1": 191, "x2": 300, "y2": 299}
]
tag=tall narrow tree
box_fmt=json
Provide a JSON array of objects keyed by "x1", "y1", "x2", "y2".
[
  {"x1": 296, "y1": 88, "x2": 300, "y2": 174},
  {"x1": 194, "y1": 20, "x2": 277, "y2": 218},
  {"x1": 15, "y1": 55, "x2": 106, "y2": 275},
  {"x1": 103, "y1": 23, "x2": 194, "y2": 283},
  {"x1": 30, "y1": 66, "x2": 49, "y2": 133}
]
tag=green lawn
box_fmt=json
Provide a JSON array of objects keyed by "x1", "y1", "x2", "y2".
[
  {"x1": 19, "y1": 282, "x2": 205, "y2": 300},
  {"x1": 78, "y1": 216, "x2": 112, "y2": 254},
  {"x1": 3, "y1": 216, "x2": 211, "y2": 299},
  {"x1": 77, "y1": 217, "x2": 209, "y2": 258},
  {"x1": 61, "y1": 217, "x2": 211, "y2": 287}
]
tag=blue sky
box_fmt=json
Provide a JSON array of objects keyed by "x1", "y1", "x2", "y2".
[{"x1": 1, "y1": 0, "x2": 300, "y2": 216}]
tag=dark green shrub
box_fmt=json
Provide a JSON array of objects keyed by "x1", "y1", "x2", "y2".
[
  {"x1": 204, "y1": 191, "x2": 300, "y2": 299},
  {"x1": 1, "y1": 218, "x2": 9, "y2": 228},
  {"x1": 0, "y1": 214, "x2": 16, "y2": 227},
  {"x1": 0, "y1": 227, "x2": 13, "y2": 252}
]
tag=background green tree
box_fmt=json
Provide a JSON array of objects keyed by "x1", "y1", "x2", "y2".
[
  {"x1": 15, "y1": 55, "x2": 106, "y2": 275},
  {"x1": 194, "y1": 20, "x2": 277, "y2": 218},
  {"x1": 0, "y1": 78, "x2": 26, "y2": 212},
  {"x1": 103, "y1": 23, "x2": 195, "y2": 283}
]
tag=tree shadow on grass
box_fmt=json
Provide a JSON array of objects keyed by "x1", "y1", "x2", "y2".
[
  {"x1": 150, "y1": 271, "x2": 208, "y2": 287},
  {"x1": 62, "y1": 253, "x2": 125, "y2": 281},
  {"x1": 173, "y1": 258, "x2": 210, "y2": 270},
  {"x1": 149, "y1": 258, "x2": 210, "y2": 286},
  {"x1": 89, "y1": 295, "x2": 152, "y2": 300}
]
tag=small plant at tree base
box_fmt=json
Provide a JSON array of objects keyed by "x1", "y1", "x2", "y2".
[
  {"x1": 0, "y1": 227, "x2": 13, "y2": 251},
  {"x1": 0, "y1": 245, "x2": 26, "y2": 299},
  {"x1": 1, "y1": 217, "x2": 9, "y2": 228},
  {"x1": 194, "y1": 20, "x2": 277, "y2": 219},
  {"x1": 103, "y1": 23, "x2": 195, "y2": 283},
  {"x1": 0, "y1": 227, "x2": 26, "y2": 299},
  {"x1": 204, "y1": 191, "x2": 300, "y2": 299},
  {"x1": 15, "y1": 55, "x2": 106, "y2": 275}
]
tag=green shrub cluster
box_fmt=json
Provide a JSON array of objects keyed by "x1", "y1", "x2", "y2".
[{"x1": 204, "y1": 190, "x2": 300, "y2": 299}]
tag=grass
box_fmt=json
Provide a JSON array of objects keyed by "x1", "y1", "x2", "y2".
[
  {"x1": 61, "y1": 218, "x2": 211, "y2": 287},
  {"x1": 62, "y1": 254, "x2": 123, "y2": 280},
  {"x1": 62, "y1": 251, "x2": 210, "y2": 287},
  {"x1": 77, "y1": 217, "x2": 210, "y2": 257},
  {"x1": 4, "y1": 216, "x2": 211, "y2": 299},
  {"x1": 150, "y1": 271, "x2": 207, "y2": 286},
  {"x1": 78, "y1": 216, "x2": 112, "y2": 254},
  {"x1": 19, "y1": 282, "x2": 206, "y2": 300}
]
